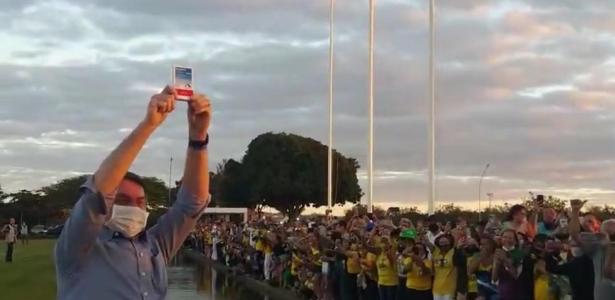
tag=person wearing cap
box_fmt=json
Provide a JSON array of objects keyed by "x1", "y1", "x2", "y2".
[{"x1": 397, "y1": 229, "x2": 416, "y2": 299}]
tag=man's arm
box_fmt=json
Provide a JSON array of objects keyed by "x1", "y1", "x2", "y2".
[
  {"x1": 55, "y1": 87, "x2": 176, "y2": 273},
  {"x1": 150, "y1": 93, "x2": 211, "y2": 263},
  {"x1": 569, "y1": 199, "x2": 585, "y2": 242}
]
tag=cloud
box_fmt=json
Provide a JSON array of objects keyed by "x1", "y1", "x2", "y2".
[{"x1": 0, "y1": 0, "x2": 614, "y2": 210}]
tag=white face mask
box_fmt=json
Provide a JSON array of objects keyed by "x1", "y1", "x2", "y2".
[
  {"x1": 502, "y1": 245, "x2": 515, "y2": 252},
  {"x1": 106, "y1": 205, "x2": 149, "y2": 238}
]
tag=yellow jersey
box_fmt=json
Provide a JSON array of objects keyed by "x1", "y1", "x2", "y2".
[
  {"x1": 311, "y1": 247, "x2": 322, "y2": 266},
  {"x1": 346, "y1": 250, "x2": 361, "y2": 274},
  {"x1": 432, "y1": 248, "x2": 457, "y2": 296},
  {"x1": 362, "y1": 252, "x2": 378, "y2": 281},
  {"x1": 404, "y1": 257, "x2": 433, "y2": 291},
  {"x1": 534, "y1": 261, "x2": 553, "y2": 300},
  {"x1": 467, "y1": 256, "x2": 478, "y2": 293},
  {"x1": 376, "y1": 252, "x2": 399, "y2": 286},
  {"x1": 255, "y1": 236, "x2": 264, "y2": 252},
  {"x1": 291, "y1": 253, "x2": 301, "y2": 276}
]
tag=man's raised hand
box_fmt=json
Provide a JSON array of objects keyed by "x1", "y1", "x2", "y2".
[
  {"x1": 570, "y1": 199, "x2": 587, "y2": 212},
  {"x1": 145, "y1": 86, "x2": 177, "y2": 127},
  {"x1": 188, "y1": 93, "x2": 211, "y2": 140}
]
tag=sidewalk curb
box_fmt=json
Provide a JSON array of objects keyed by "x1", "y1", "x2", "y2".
[{"x1": 182, "y1": 249, "x2": 302, "y2": 300}]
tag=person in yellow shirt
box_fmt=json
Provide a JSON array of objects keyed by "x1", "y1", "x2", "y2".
[
  {"x1": 343, "y1": 242, "x2": 361, "y2": 300},
  {"x1": 532, "y1": 235, "x2": 554, "y2": 300},
  {"x1": 365, "y1": 235, "x2": 399, "y2": 300},
  {"x1": 404, "y1": 242, "x2": 433, "y2": 300},
  {"x1": 360, "y1": 246, "x2": 379, "y2": 300},
  {"x1": 263, "y1": 233, "x2": 274, "y2": 281},
  {"x1": 432, "y1": 234, "x2": 468, "y2": 300}
]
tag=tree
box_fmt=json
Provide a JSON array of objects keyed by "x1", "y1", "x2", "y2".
[
  {"x1": 521, "y1": 195, "x2": 567, "y2": 212},
  {"x1": 140, "y1": 176, "x2": 171, "y2": 208},
  {"x1": 241, "y1": 132, "x2": 362, "y2": 218},
  {"x1": 0, "y1": 184, "x2": 6, "y2": 201},
  {"x1": 39, "y1": 175, "x2": 90, "y2": 211},
  {"x1": 4, "y1": 190, "x2": 46, "y2": 225},
  {"x1": 213, "y1": 159, "x2": 253, "y2": 208}
]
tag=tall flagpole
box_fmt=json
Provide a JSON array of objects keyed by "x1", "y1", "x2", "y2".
[
  {"x1": 368, "y1": 0, "x2": 375, "y2": 213},
  {"x1": 428, "y1": 0, "x2": 436, "y2": 215},
  {"x1": 327, "y1": 0, "x2": 335, "y2": 210}
]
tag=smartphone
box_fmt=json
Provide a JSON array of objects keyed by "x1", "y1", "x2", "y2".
[{"x1": 172, "y1": 65, "x2": 193, "y2": 101}]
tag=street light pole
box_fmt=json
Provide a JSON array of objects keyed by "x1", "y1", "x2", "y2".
[{"x1": 478, "y1": 163, "x2": 490, "y2": 221}]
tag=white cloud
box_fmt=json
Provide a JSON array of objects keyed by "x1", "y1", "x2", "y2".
[{"x1": 0, "y1": 0, "x2": 614, "y2": 210}]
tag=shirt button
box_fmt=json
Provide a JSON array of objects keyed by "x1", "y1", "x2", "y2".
[
  {"x1": 143, "y1": 292, "x2": 148, "y2": 297},
  {"x1": 139, "y1": 252, "x2": 144, "y2": 257},
  {"x1": 141, "y1": 272, "x2": 146, "y2": 277}
]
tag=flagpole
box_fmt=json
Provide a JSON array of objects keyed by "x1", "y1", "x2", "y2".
[
  {"x1": 428, "y1": 0, "x2": 436, "y2": 215},
  {"x1": 368, "y1": 0, "x2": 375, "y2": 213},
  {"x1": 327, "y1": 0, "x2": 335, "y2": 210}
]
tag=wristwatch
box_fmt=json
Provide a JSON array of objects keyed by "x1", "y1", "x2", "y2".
[{"x1": 188, "y1": 134, "x2": 209, "y2": 150}]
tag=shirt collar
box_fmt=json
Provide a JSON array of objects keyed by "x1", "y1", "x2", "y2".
[{"x1": 101, "y1": 226, "x2": 148, "y2": 242}]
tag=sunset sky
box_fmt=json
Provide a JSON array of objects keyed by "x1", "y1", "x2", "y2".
[{"x1": 0, "y1": 0, "x2": 614, "y2": 212}]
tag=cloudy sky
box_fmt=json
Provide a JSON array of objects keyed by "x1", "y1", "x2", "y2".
[{"x1": 1, "y1": 0, "x2": 614, "y2": 212}]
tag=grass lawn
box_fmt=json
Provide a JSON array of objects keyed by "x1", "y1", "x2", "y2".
[{"x1": 0, "y1": 239, "x2": 57, "y2": 300}]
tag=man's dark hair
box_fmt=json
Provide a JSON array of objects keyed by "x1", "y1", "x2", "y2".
[
  {"x1": 506, "y1": 204, "x2": 527, "y2": 221},
  {"x1": 123, "y1": 171, "x2": 146, "y2": 190}
]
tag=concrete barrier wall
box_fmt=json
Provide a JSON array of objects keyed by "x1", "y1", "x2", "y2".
[{"x1": 182, "y1": 249, "x2": 302, "y2": 300}]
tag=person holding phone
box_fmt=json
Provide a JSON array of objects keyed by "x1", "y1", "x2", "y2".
[
  {"x1": 493, "y1": 229, "x2": 534, "y2": 300},
  {"x1": 55, "y1": 86, "x2": 212, "y2": 300},
  {"x1": 431, "y1": 234, "x2": 468, "y2": 300},
  {"x1": 403, "y1": 243, "x2": 433, "y2": 300}
]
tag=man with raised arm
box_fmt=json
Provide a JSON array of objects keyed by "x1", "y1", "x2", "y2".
[
  {"x1": 54, "y1": 86, "x2": 212, "y2": 300},
  {"x1": 569, "y1": 199, "x2": 615, "y2": 300}
]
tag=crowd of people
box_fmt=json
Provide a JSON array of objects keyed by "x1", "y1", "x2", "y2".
[{"x1": 187, "y1": 198, "x2": 615, "y2": 300}]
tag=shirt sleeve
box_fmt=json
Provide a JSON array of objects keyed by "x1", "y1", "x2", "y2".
[
  {"x1": 148, "y1": 185, "x2": 209, "y2": 263},
  {"x1": 54, "y1": 176, "x2": 113, "y2": 275}
]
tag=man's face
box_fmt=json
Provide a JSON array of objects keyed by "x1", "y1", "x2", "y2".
[
  {"x1": 115, "y1": 179, "x2": 147, "y2": 210},
  {"x1": 502, "y1": 231, "x2": 516, "y2": 248},
  {"x1": 9, "y1": 218, "x2": 15, "y2": 225},
  {"x1": 543, "y1": 208, "x2": 556, "y2": 224},
  {"x1": 583, "y1": 215, "x2": 600, "y2": 233}
]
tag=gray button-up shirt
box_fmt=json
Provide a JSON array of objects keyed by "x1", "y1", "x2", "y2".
[{"x1": 55, "y1": 177, "x2": 207, "y2": 300}]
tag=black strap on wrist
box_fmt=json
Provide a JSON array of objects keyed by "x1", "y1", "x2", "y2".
[{"x1": 188, "y1": 134, "x2": 209, "y2": 150}]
